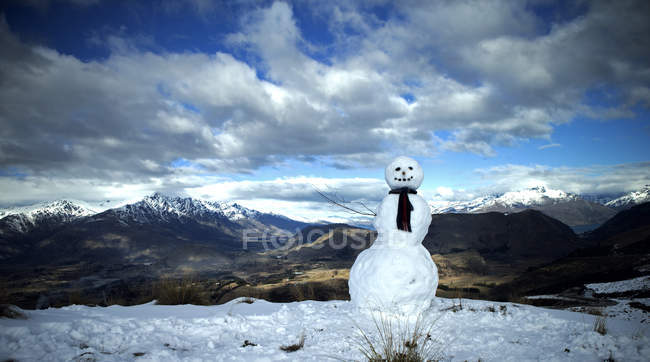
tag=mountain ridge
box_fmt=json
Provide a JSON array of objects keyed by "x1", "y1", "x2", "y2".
[
  {"x1": 0, "y1": 193, "x2": 308, "y2": 235},
  {"x1": 605, "y1": 185, "x2": 650, "y2": 210},
  {"x1": 0, "y1": 193, "x2": 309, "y2": 263},
  {"x1": 430, "y1": 185, "x2": 617, "y2": 229}
]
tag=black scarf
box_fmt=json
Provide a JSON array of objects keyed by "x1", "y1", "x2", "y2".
[{"x1": 388, "y1": 187, "x2": 417, "y2": 232}]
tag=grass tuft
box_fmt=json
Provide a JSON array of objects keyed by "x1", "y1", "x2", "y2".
[
  {"x1": 153, "y1": 276, "x2": 207, "y2": 305},
  {"x1": 593, "y1": 315, "x2": 607, "y2": 335},
  {"x1": 355, "y1": 312, "x2": 445, "y2": 362},
  {"x1": 280, "y1": 333, "x2": 305, "y2": 352}
]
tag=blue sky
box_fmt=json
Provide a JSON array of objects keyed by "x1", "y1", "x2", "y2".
[{"x1": 0, "y1": 0, "x2": 648, "y2": 221}]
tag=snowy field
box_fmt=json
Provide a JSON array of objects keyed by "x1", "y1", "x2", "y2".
[
  {"x1": 586, "y1": 276, "x2": 650, "y2": 295},
  {"x1": 1, "y1": 297, "x2": 648, "y2": 361}
]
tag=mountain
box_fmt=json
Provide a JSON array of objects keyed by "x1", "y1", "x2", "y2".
[
  {"x1": 430, "y1": 186, "x2": 616, "y2": 229},
  {"x1": 492, "y1": 202, "x2": 650, "y2": 299},
  {"x1": 276, "y1": 209, "x2": 583, "y2": 269},
  {"x1": 0, "y1": 200, "x2": 101, "y2": 260},
  {"x1": 0, "y1": 194, "x2": 308, "y2": 237},
  {"x1": 0, "y1": 200, "x2": 98, "y2": 234},
  {"x1": 585, "y1": 201, "x2": 650, "y2": 249},
  {"x1": 605, "y1": 185, "x2": 650, "y2": 210},
  {"x1": 95, "y1": 193, "x2": 308, "y2": 234},
  {"x1": 423, "y1": 210, "x2": 582, "y2": 261},
  {"x1": 430, "y1": 186, "x2": 577, "y2": 213},
  {"x1": 215, "y1": 201, "x2": 310, "y2": 237},
  {"x1": 0, "y1": 193, "x2": 310, "y2": 264}
]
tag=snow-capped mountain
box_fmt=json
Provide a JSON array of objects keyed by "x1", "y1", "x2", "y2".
[
  {"x1": 430, "y1": 186, "x2": 616, "y2": 229},
  {"x1": 105, "y1": 193, "x2": 307, "y2": 232},
  {"x1": 605, "y1": 185, "x2": 650, "y2": 210},
  {"x1": 429, "y1": 194, "x2": 500, "y2": 214},
  {"x1": 0, "y1": 193, "x2": 308, "y2": 235},
  {"x1": 0, "y1": 200, "x2": 99, "y2": 234},
  {"x1": 108, "y1": 193, "x2": 228, "y2": 224},
  {"x1": 0, "y1": 193, "x2": 310, "y2": 264},
  {"x1": 215, "y1": 201, "x2": 262, "y2": 221},
  {"x1": 430, "y1": 186, "x2": 578, "y2": 214}
]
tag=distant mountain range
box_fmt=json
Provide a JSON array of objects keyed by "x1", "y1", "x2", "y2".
[
  {"x1": 604, "y1": 185, "x2": 650, "y2": 210},
  {"x1": 0, "y1": 193, "x2": 309, "y2": 264},
  {"x1": 429, "y1": 185, "x2": 650, "y2": 230},
  {"x1": 0, "y1": 193, "x2": 307, "y2": 235}
]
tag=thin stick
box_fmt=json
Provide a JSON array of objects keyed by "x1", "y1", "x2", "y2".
[{"x1": 312, "y1": 185, "x2": 376, "y2": 216}]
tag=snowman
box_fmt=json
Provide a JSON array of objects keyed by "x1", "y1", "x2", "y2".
[{"x1": 348, "y1": 156, "x2": 438, "y2": 314}]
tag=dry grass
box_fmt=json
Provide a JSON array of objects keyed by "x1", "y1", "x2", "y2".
[
  {"x1": 153, "y1": 276, "x2": 208, "y2": 305},
  {"x1": 0, "y1": 304, "x2": 27, "y2": 319},
  {"x1": 217, "y1": 278, "x2": 349, "y2": 304},
  {"x1": 594, "y1": 315, "x2": 607, "y2": 335},
  {"x1": 355, "y1": 312, "x2": 445, "y2": 362},
  {"x1": 585, "y1": 308, "x2": 604, "y2": 316},
  {"x1": 280, "y1": 333, "x2": 305, "y2": 352}
]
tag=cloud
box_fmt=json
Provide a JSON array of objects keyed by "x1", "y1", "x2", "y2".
[
  {"x1": 474, "y1": 162, "x2": 650, "y2": 195},
  {"x1": 182, "y1": 175, "x2": 389, "y2": 222},
  {"x1": 329, "y1": 0, "x2": 649, "y2": 155},
  {"x1": 0, "y1": 171, "x2": 230, "y2": 206},
  {"x1": 3, "y1": 1, "x2": 649, "y2": 175},
  {"x1": 185, "y1": 175, "x2": 387, "y2": 203},
  {"x1": 0, "y1": 1, "x2": 648, "y2": 208},
  {"x1": 538, "y1": 143, "x2": 561, "y2": 150}
]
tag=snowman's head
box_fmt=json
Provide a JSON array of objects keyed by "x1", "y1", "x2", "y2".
[{"x1": 385, "y1": 156, "x2": 423, "y2": 190}]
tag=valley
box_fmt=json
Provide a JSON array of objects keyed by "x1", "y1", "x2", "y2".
[{"x1": 0, "y1": 191, "x2": 648, "y2": 317}]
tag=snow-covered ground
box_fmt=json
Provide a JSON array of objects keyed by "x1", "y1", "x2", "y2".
[
  {"x1": 586, "y1": 276, "x2": 650, "y2": 295},
  {"x1": 527, "y1": 276, "x2": 650, "y2": 325},
  {"x1": 1, "y1": 297, "x2": 648, "y2": 361}
]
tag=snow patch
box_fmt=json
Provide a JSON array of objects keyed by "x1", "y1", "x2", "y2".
[{"x1": 586, "y1": 276, "x2": 650, "y2": 294}]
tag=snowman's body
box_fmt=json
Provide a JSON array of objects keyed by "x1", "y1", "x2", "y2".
[{"x1": 349, "y1": 156, "x2": 438, "y2": 314}]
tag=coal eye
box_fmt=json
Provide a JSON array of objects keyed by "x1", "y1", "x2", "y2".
[
  {"x1": 408, "y1": 166, "x2": 413, "y2": 170},
  {"x1": 395, "y1": 167, "x2": 401, "y2": 171}
]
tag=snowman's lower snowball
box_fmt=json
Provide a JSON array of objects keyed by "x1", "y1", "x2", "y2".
[{"x1": 349, "y1": 242, "x2": 438, "y2": 314}]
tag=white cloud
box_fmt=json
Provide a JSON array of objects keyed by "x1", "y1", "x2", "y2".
[
  {"x1": 3, "y1": 2, "x2": 648, "y2": 178},
  {"x1": 474, "y1": 162, "x2": 650, "y2": 195},
  {"x1": 0, "y1": 1, "x2": 648, "y2": 209},
  {"x1": 185, "y1": 176, "x2": 387, "y2": 202},
  {"x1": 539, "y1": 143, "x2": 561, "y2": 150},
  {"x1": 182, "y1": 175, "x2": 388, "y2": 222}
]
